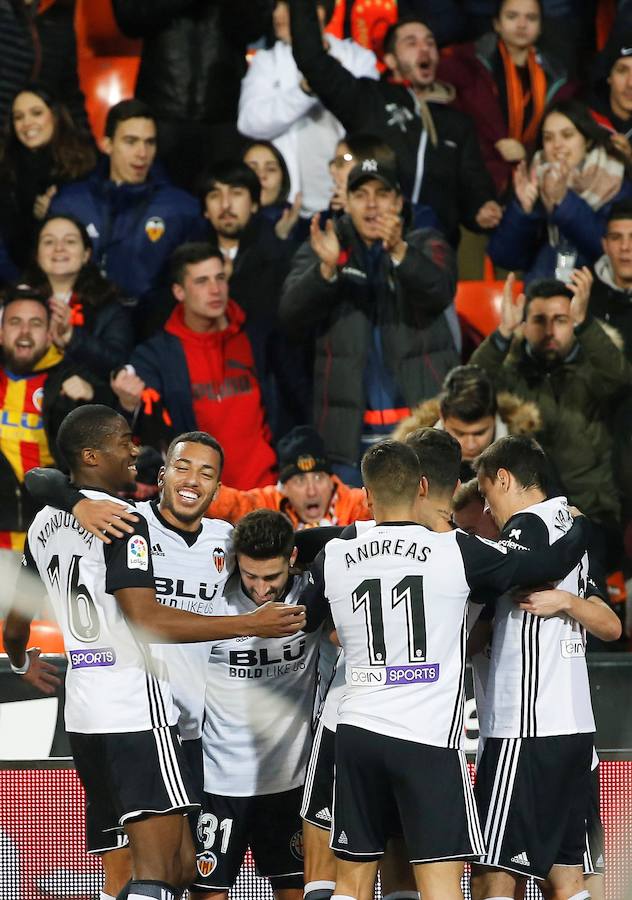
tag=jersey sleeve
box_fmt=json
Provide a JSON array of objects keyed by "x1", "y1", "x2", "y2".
[
  {"x1": 302, "y1": 548, "x2": 330, "y2": 633},
  {"x1": 586, "y1": 554, "x2": 608, "y2": 603},
  {"x1": 104, "y1": 513, "x2": 155, "y2": 594},
  {"x1": 294, "y1": 526, "x2": 345, "y2": 565},
  {"x1": 24, "y1": 468, "x2": 82, "y2": 513},
  {"x1": 456, "y1": 515, "x2": 589, "y2": 597}
]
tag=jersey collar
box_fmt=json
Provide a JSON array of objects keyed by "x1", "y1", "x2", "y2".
[{"x1": 150, "y1": 500, "x2": 203, "y2": 547}]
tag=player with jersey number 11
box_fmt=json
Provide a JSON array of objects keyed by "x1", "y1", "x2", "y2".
[
  {"x1": 301, "y1": 439, "x2": 589, "y2": 900},
  {"x1": 2, "y1": 405, "x2": 306, "y2": 900}
]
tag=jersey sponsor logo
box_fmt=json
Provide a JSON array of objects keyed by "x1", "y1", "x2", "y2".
[
  {"x1": 145, "y1": 216, "x2": 165, "y2": 242},
  {"x1": 32, "y1": 386, "x2": 44, "y2": 413},
  {"x1": 213, "y1": 547, "x2": 226, "y2": 573},
  {"x1": 228, "y1": 639, "x2": 305, "y2": 668},
  {"x1": 315, "y1": 807, "x2": 332, "y2": 822},
  {"x1": 151, "y1": 543, "x2": 165, "y2": 557},
  {"x1": 127, "y1": 535, "x2": 149, "y2": 570},
  {"x1": 68, "y1": 647, "x2": 116, "y2": 669},
  {"x1": 510, "y1": 851, "x2": 531, "y2": 867},
  {"x1": 350, "y1": 663, "x2": 439, "y2": 685},
  {"x1": 337, "y1": 830, "x2": 348, "y2": 845},
  {"x1": 154, "y1": 576, "x2": 219, "y2": 605},
  {"x1": 560, "y1": 638, "x2": 586, "y2": 658},
  {"x1": 290, "y1": 830, "x2": 304, "y2": 860},
  {"x1": 196, "y1": 850, "x2": 217, "y2": 877}
]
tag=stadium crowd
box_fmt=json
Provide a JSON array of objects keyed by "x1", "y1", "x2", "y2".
[{"x1": 1, "y1": 2, "x2": 632, "y2": 900}]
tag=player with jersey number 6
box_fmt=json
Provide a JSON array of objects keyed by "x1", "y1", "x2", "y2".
[
  {"x1": 300, "y1": 440, "x2": 589, "y2": 900},
  {"x1": 2, "y1": 406, "x2": 306, "y2": 900}
]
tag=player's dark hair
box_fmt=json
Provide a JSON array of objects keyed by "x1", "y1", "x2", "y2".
[
  {"x1": 383, "y1": 16, "x2": 432, "y2": 58},
  {"x1": 404, "y1": 428, "x2": 461, "y2": 496},
  {"x1": 607, "y1": 198, "x2": 632, "y2": 225},
  {"x1": 105, "y1": 98, "x2": 155, "y2": 139},
  {"x1": 199, "y1": 160, "x2": 261, "y2": 206},
  {"x1": 473, "y1": 435, "x2": 551, "y2": 492},
  {"x1": 524, "y1": 277, "x2": 573, "y2": 317},
  {"x1": 232, "y1": 509, "x2": 295, "y2": 560},
  {"x1": 439, "y1": 365, "x2": 497, "y2": 423},
  {"x1": 452, "y1": 478, "x2": 484, "y2": 513},
  {"x1": 169, "y1": 242, "x2": 224, "y2": 285},
  {"x1": 165, "y1": 431, "x2": 225, "y2": 475},
  {"x1": 361, "y1": 440, "x2": 420, "y2": 504},
  {"x1": 57, "y1": 405, "x2": 124, "y2": 471}
]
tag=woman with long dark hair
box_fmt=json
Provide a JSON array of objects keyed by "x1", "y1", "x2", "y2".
[
  {"x1": 23, "y1": 215, "x2": 133, "y2": 377},
  {"x1": 438, "y1": 0, "x2": 570, "y2": 197},
  {"x1": 0, "y1": 85, "x2": 95, "y2": 272},
  {"x1": 243, "y1": 139, "x2": 301, "y2": 240},
  {"x1": 488, "y1": 98, "x2": 632, "y2": 281}
]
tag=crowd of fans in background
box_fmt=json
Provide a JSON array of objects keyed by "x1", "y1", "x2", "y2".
[{"x1": 1, "y1": 0, "x2": 632, "y2": 645}]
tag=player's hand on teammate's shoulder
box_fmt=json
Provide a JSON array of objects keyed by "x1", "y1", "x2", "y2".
[
  {"x1": 72, "y1": 498, "x2": 139, "y2": 544},
  {"x1": 247, "y1": 601, "x2": 307, "y2": 637},
  {"x1": 21, "y1": 648, "x2": 62, "y2": 695}
]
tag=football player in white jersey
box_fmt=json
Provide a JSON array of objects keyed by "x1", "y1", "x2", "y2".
[
  {"x1": 471, "y1": 435, "x2": 621, "y2": 900},
  {"x1": 192, "y1": 509, "x2": 320, "y2": 900},
  {"x1": 300, "y1": 439, "x2": 589, "y2": 900},
  {"x1": 3, "y1": 407, "x2": 306, "y2": 900}
]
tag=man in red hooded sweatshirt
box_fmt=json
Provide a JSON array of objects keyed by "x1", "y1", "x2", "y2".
[{"x1": 111, "y1": 243, "x2": 280, "y2": 490}]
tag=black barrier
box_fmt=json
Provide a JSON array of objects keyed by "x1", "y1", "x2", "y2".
[{"x1": 1, "y1": 654, "x2": 631, "y2": 759}]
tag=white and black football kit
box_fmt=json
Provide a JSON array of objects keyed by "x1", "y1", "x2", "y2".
[
  {"x1": 193, "y1": 571, "x2": 320, "y2": 892},
  {"x1": 474, "y1": 498, "x2": 599, "y2": 881},
  {"x1": 141, "y1": 501, "x2": 234, "y2": 800},
  {"x1": 302, "y1": 516, "x2": 588, "y2": 863},
  {"x1": 23, "y1": 491, "x2": 198, "y2": 854}
]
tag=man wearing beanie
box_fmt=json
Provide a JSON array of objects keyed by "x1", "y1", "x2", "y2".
[
  {"x1": 589, "y1": 37, "x2": 632, "y2": 157},
  {"x1": 208, "y1": 426, "x2": 370, "y2": 528}
]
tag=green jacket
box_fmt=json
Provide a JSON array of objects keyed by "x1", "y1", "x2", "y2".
[{"x1": 470, "y1": 317, "x2": 632, "y2": 526}]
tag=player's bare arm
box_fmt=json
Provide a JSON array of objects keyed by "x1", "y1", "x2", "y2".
[
  {"x1": 516, "y1": 589, "x2": 622, "y2": 642},
  {"x1": 115, "y1": 587, "x2": 306, "y2": 641},
  {"x1": 2, "y1": 610, "x2": 62, "y2": 694}
]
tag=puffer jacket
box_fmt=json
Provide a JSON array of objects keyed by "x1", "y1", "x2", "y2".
[
  {"x1": 279, "y1": 214, "x2": 458, "y2": 464},
  {"x1": 112, "y1": 0, "x2": 268, "y2": 124},
  {"x1": 470, "y1": 318, "x2": 632, "y2": 526}
]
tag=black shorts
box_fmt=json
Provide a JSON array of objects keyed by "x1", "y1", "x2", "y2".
[
  {"x1": 474, "y1": 733, "x2": 593, "y2": 880},
  {"x1": 583, "y1": 764, "x2": 605, "y2": 877},
  {"x1": 69, "y1": 725, "x2": 199, "y2": 855},
  {"x1": 331, "y1": 724, "x2": 484, "y2": 863},
  {"x1": 301, "y1": 720, "x2": 335, "y2": 830},
  {"x1": 191, "y1": 786, "x2": 304, "y2": 891}
]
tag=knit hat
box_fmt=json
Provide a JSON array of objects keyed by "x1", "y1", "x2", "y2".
[
  {"x1": 603, "y1": 36, "x2": 632, "y2": 75},
  {"x1": 277, "y1": 426, "x2": 332, "y2": 483}
]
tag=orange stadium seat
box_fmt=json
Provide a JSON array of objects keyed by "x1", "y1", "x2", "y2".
[
  {"x1": 0, "y1": 619, "x2": 65, "y2": 654},
  {"x1": 455, "y1": 262, "x2": 523, "y2": 359},
  {"x1": 79, "y1": 56, "x2": 140, "y2": 142}
]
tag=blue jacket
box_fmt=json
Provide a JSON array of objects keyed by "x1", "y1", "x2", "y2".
[
  {"x1": 50, "y1": 160, "x2": 206, "y2": 304},
  {"x1": 488, "y1": 183, "x2": 632, "y2": 283}
]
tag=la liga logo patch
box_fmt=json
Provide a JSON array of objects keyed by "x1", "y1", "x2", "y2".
[{"x1": 127, "y1": 535, "x2": 149, "y2": 570}]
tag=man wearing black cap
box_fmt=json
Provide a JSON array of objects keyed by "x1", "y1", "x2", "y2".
[
  {"x1": 279, "y1": 159, "x2": 458, "y2": 484},
  {"x1": 590, "y1": 38, "x2": 632, "y2": 158},
  {"x1": 209, "y1": 425, "x2": 370, "y2": 528}
]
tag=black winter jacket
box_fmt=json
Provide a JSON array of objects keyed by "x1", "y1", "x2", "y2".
[
  {"x1": 112, "y1": 0, "x2": 268, "y2": 124},
  {"x1": 289, "y1": 0, "x2": 496, "y2": 247},
  {"x1": 0, "y1": 0, "x2": 89, "y2": 133},
  {"x1": 279, "y1": 216, "x2": 458, "y2": 464}
]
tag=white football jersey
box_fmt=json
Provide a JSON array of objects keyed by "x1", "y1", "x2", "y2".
[
  {"x1": 140, "y1": 502, "x2": 234, "y2": 740},
  {"x1": 304, "y1": 517, "x2": 589, "y2": 749},
  {"x1": 24, "y1": 491, "x2": 177, "y2": 734},
  {"x1": 202, "y1": 571, "x2": 320, "y2": 796},
  {"x1": 479, "y1": 497, "x2": 597, "y2": 739}
]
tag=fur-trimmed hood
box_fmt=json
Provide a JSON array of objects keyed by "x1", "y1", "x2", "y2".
[{"x1": 392, "y1": 391, "x2": 542, "y2": 442}]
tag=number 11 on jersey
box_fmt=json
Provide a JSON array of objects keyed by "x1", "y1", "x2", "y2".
[{"x1": 352, "y1": 575, "x2": 427, "y2": 666}]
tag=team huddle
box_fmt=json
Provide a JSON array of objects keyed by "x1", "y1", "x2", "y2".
[{"x1": 3, "y1": 405, "x2": 620, "y2": 900}]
